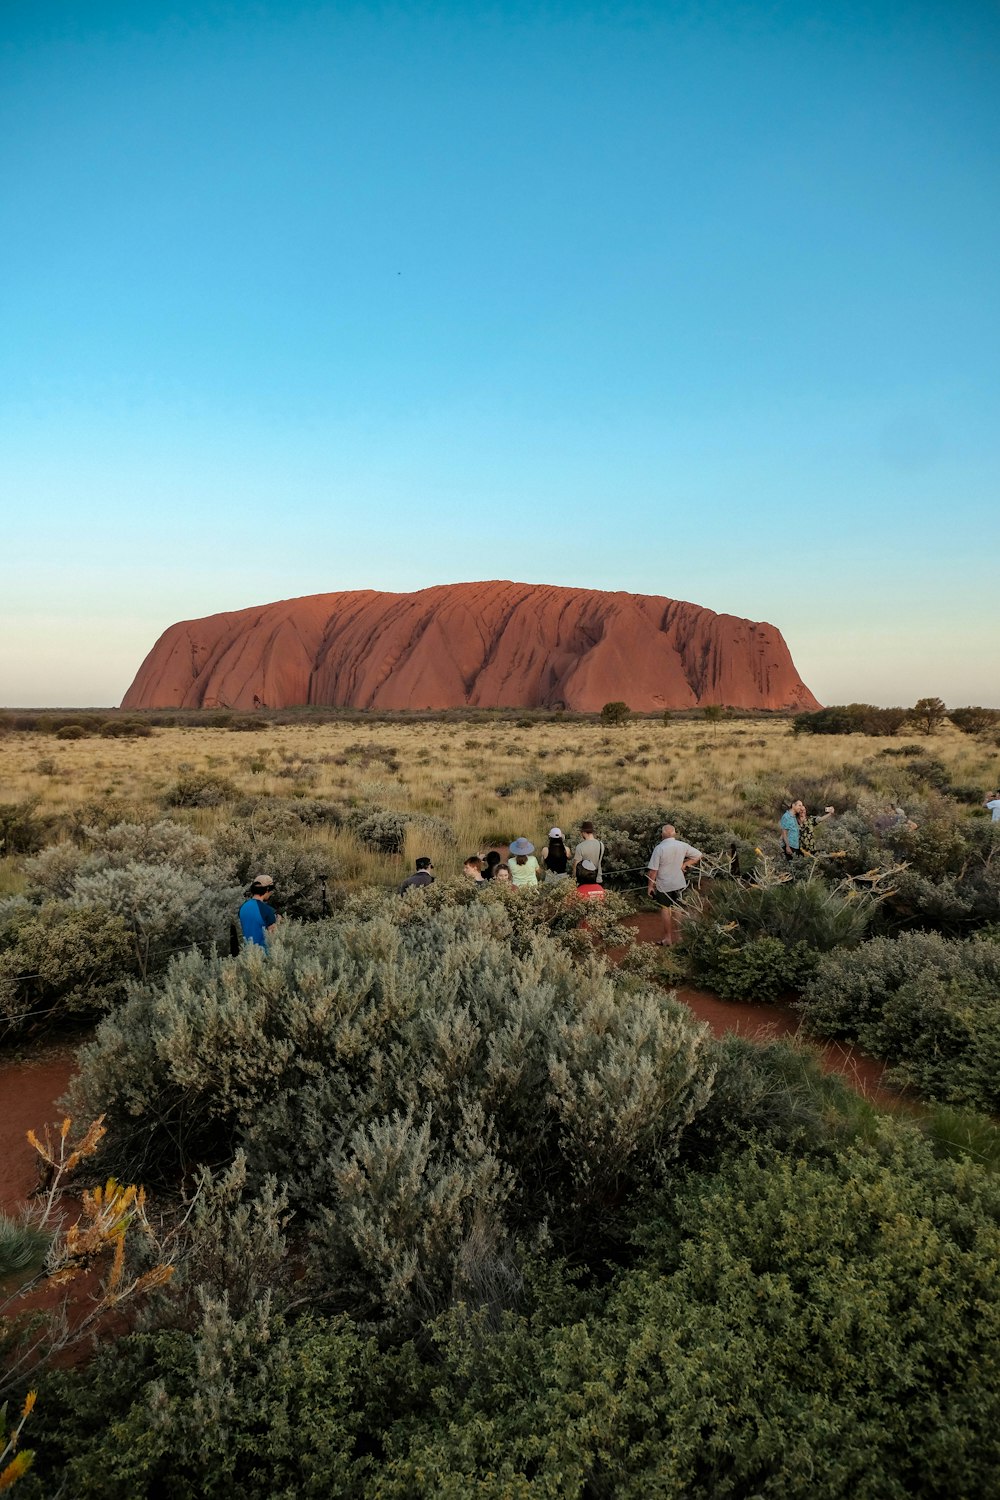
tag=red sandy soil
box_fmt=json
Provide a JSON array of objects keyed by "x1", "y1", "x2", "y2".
[
  {"x1": 623, "y1": 912, "x2": 902, "y2": 1107},
  {"x1": 0, "y1": 1043, "x2": 79, "y2": 1214},
  {"x1": 122, "y1": 580, "x2": 820, "y2": 713}
]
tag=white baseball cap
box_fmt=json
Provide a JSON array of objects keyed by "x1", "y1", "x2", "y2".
[{"x1": 549, "y1": 827, "x2": 563, "y2": 838}]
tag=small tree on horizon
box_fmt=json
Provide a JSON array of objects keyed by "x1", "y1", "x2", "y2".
[
  {"x1": 949, "y1": 706, "x2": 999, "y2": 735},
  {"x1": 600, "y1": 701, "x2": 631, "y2": 727},
  {"x1": 909, "y1": 697, "x2": 947, "y2": 736}
]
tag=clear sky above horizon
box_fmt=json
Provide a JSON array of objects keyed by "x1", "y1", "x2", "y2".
[{"x1": 2, "y1": 0, "x2": 998, "y2": 708}]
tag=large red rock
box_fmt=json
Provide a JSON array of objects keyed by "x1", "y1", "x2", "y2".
[{"x1": 121, "y1": 582, "x2": 820, "y2": 712}]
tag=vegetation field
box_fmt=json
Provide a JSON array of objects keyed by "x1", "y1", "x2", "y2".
[{"x1": 1, "y1": 709, "x2": 999, "y2": 1496}]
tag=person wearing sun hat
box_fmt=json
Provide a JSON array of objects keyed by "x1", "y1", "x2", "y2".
[
  {"x1": 542, "y1": 826, "x2": 571, "y2": 883},
  {"x1": 507, "y1": 837, "x2": 541, "y2": 887},
  {"x1": 239, "y1": 873, "x2": 279, "y2": 950}
]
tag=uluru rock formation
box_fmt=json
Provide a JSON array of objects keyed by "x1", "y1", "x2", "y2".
[{"x1": 121, "y1": 582, "x2": 820, "y2": 713}]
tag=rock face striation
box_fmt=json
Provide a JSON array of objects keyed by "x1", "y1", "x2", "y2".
[{"x1": 122, "y1": 581, "x2": 820, "y2": 713}]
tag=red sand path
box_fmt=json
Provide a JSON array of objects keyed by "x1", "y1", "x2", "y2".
[
  {"x1": 0, "y1": 1044, "x2": 79, "y2": 1214},
  {"x1": 623, "y1": 913, "x2": 902, "y2": 1107}
]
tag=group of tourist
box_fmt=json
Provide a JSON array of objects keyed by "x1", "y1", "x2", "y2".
[
  {"x1": 402, "y1": 823, "x2": 609, "y2": 900},
  {"x1": 240, "y1": 791, "x2": 1000, "y2": 956},
  {"x1": 399, "y1": 819, "x2": 705, "y2": 944}
]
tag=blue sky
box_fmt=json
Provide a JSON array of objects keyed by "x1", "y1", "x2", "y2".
[{"x1": 2, "y1": 0, "x2": 997, "y2": 707}]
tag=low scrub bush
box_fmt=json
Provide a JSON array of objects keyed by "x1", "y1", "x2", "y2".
[
  {"x1": 793, "y1": 703, "x2": 908, "y2": 736},
  {"x1": 542, "y1": 769, "x2": 590, "y2": 797},
  {"x1": 681, "y1": 876, "x2": 873, "y2": 1002},
  {"x1": 683, "y1": 927, "x2": 818, "y2": 1001},
  {"x1": 24, "y1": 1135, "x2": 1000, "y2": 1498},
  {"x1": 0, "y1": 901, "x2": 135, "y2": 1033},
  {"x1": 802, "y1": 931, "x2": 1000, "y2": 1109},
  {"x1": 69, "y1": 903, "x2": 716, "y2": 1321},
  {"x1": 0, "y1": 800, "x2": 50, "y2": 857},
  {"x1": 596, "y1": 802, "x2": 737, "y2": 882},
  {"x1": 345, "y1": 805, "x2": 409, "y2": 854},
  {"x1": 832, "y1": 805, "x2": 1000, "y2": 932},
  {"x1": 98, "y1": 718, "x2": 152, "y2": 738},
  {"x1": 216, "y1": 831, "x2": 333, "y2": 921},
  {"x1": 165, "y1": 772, "x2": 238, "y2": 808}
]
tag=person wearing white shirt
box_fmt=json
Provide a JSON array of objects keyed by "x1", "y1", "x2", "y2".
[
  {"x1": 985, "y1": 793, "x2": 1000, "y2": 823},
  {"x1": 646, "y1": 824, "x2": 703, "y2": 946}
]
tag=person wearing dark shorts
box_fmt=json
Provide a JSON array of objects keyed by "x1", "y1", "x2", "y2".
[{"x1": 647, "y1": 825, "x2": 702, "y2": 945}]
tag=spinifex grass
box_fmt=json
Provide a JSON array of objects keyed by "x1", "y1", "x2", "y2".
[{"x1": 1, "y1": 717, "x2": 994, "y2": 889}]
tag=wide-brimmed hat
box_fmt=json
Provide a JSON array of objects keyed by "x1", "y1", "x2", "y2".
[
  {"x1": 548, "y1": 827, "x2": 563, "y2": 839},
  {"x1": 509, "y1": 837, "x2": 535, "y2": 856}
]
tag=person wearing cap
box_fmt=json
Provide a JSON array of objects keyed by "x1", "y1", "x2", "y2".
[
  {"x1": 542, "y1": 827, "x2": 571, "y2": 883},
  {"x1": 239, "y1": 874, "x2": 279, "y2": 950},
  {"x1": 507, "y1": 837, "x2": 541, "y2": 887},
  {"x1": 399, "y1": 856, "x2": 435, "y2": 894},
  {"x1": 574, "y1": 860, "x2": 606, "y2": 901}
]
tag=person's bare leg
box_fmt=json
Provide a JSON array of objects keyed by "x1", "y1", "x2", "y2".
[{"x1": 659, "y1": 901, "x2": 672, "y2": 943}]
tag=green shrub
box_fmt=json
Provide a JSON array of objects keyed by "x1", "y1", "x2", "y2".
[
  {"x1": 0, "y1": 800, "x2": 49, "y2": 856},
  {"x1": 69, "y1": 904, "x2": 716, "y2": 1319},
  {"x1": 376, "y1": 1142, "x2": 1000, "y2": 1498},
  {"x1": 712, "y1": 877, "x2": 873, "y2": 951},
  {"x1": 219, "y1": 837, "x2": 332, "y2": 921},
  {"x1": 681, "y1": 877, "x2": 871, "y2": 1001},
  {"x1": 802, "y1": 932, "x2": 1000, "y2": 1109},
  {"x1": 793, "y1": 703, "x2": 908, "y2": 736},
  {"x1": 20, "y1": 1135, "x2": 1000, "y2": 1499},
  {"x1": 344, "y1": 805, "x2": 409, "y2": 854},
  {"x1": 595, "y1": 802, "x2": 737, "y2": 882},
  {"x1": 0, "y1": 901, "x2": 135, "y2": 1033},
  {"x1": 542, "y1": 770, "x2": 590, "y2": 797},
  {"x1": 684, "y1": 927, "x2": 818, "y2": 1001},
  {"x1": 69, "y1": 861, "x2": 241, "y2": 978},
  {"x1": 600, "y1": 701, "x2": 631, "y2": 726},
  {"x1": 98, "y1": 718, "x2": 153, "y2": 738},
  {"x1": 53, "y1": 723, "x2": 89, "y2": 740},
  {"x1": 165, "y1": 772, "x2": 238, "y2": 808}
]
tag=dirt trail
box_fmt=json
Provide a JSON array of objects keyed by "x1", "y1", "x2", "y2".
[
  {"x1": 0, "y1": 1044, "x2": 79, "y2": 1213},
  {"x1": 623, "y1": 913, "x2": 902, "y2": 1107}
]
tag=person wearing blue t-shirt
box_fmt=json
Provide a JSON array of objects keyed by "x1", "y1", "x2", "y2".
[
  {"x1": 779, "y1": 802, "x2": 801, "y2": 861},
  {"x1": 239, "y1": 874, "x2": 279, "y2": 949}
]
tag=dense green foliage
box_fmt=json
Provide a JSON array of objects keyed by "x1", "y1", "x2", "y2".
[
  {"x1": 793, "y1": 704, "x2": 909, "y2": 736},
  {"x1": 802, "y1": 931, "x2": 1000, "y2": 1110},
  {"x1": 681, "y1": 876, "x2": 873, "y2": 1001},
  {"x1": 69, "y1": 895, "x2": 712, "y2": 1322},
  {"x1": 19, "y1": 1130, "x2": 1000, "y2": 1499}
]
